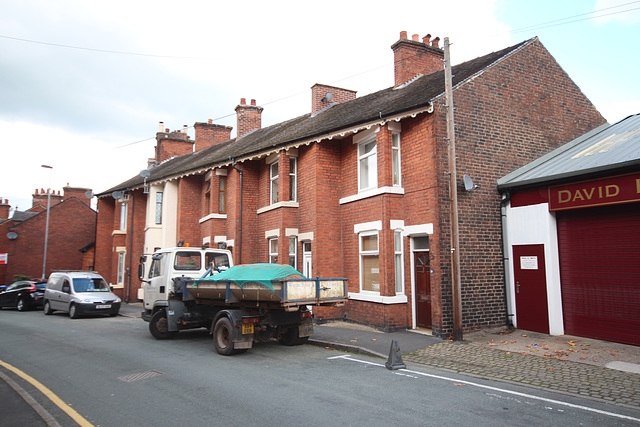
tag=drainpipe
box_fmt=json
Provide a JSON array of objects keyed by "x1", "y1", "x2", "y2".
[
  {"x1": 230, "y1": 159, "x2": 243, "y2": 264},
  {"x1": 126, "y1": 192, "x2": 134, "y2": 303},
  {"x1": 500, "y1": 190, "x2": 514, "y2": 328}
]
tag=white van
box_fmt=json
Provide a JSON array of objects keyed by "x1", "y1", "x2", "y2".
[{"x1": 44, "y1": 271, "x2": 121, "y2": 318}]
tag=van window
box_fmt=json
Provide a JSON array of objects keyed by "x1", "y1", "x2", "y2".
[
  {"x1": 174, "y1": 251, "x2": 202, "y2": 270},
  {"x1": 73, "y1": 278, "x2": 110, "y2": 292},
  {"x1": 62, "y1": 280, "x2": 71, "y2": 293}
]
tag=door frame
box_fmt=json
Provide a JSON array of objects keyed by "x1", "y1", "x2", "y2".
[{"x1": 410, "y1": 235, "x2": 430, "y2": 330}]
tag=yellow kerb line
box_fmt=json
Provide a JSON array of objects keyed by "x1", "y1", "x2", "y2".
[{"x1": 0, "y1": 359, "x2": 94, "y2": 427}]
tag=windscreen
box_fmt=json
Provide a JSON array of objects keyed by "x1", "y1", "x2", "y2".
[
  {"x1": 73, "y1": 278, "x2": 110, "y2": 292},
  {"x1": 174, "y1": 251, "x2": 202, "y2": 270}
]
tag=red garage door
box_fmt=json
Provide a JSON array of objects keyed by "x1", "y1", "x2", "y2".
[{"x1": 556, "y1": 203, "x2": 640, "y2": 346}]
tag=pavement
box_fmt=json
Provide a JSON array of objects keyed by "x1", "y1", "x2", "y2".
[{"x1": 2, "y1": 302, "x2": 639, "y2": 427}]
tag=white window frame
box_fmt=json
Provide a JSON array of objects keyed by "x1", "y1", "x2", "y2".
[
  {"x1": 359, "y1": 230, "x2": 380, "y2": 293},
  {"x1": 270, "y1": 162, "x2": 279, "y2": 205},
  {"x1": 357, "y1": 138, "x2": 377, "y2": 192},
  {"x1": 288, "y1": 236, "x2": 297, "y2": 268},
  {"x1": 289, "y1": 157, "x2": 297, "y2": 202},
  {"x1": 116, "y1": 251, "x2": 126, "y2": 284},
  {"x1": 155, "y1": 192, "x2": 163, "y2": 224},
  {"x1": 269, "y1": 238, "x2": 278, "y2": 264},
  {"x1": 119, "y1": 202, "x2": 128, "y2": 231},
  {"x1": 392, "y1": 133, "x2": 401, "y2": 187},
  {"x1": 394, "y1": 230, "x2": 404, "y2": 294}
]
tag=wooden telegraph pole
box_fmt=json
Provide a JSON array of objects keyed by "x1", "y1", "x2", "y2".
[{"x1": 444, "y1": 37, "x2": 463, "y2": 341}]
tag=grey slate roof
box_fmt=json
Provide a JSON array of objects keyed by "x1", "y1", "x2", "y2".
[
  {"x1": 498, "y1": 113, "x2": 640, "y2": 190},
  {"x1": 99, "y1": 38, "x2": 533, "y2": 197},
  {"x1": 10, "y1": 211, "x2": 39, "y2": 222}
]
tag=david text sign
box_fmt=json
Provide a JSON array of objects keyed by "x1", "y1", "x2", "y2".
[{"x1": 549, "y1": 172, "x2": 640, "y2": 211}]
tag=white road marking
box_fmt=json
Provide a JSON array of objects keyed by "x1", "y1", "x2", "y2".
[{"x1": 330, "y1": 354, "x2": 640, "y2": 423}]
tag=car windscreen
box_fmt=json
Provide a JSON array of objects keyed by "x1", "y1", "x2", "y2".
[{"x1": 72, "y1": 278, "x2": 110, "y2": 292}]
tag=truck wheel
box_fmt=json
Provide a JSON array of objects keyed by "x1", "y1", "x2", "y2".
[
  {"x1": 279, "y1": 326, "x2": 307, "y2": 346},
  {"x1": 43, "y1": 301, "x2": 53, "y2": 315},
  {"x1": 69, "y1": 303, "x2": 79, "y2": 319},
  {"x1": 149, "y1": 310, "x2": 178, "y2": 339},
  {"x1": 213, "y1": 317, "x2": 240, "y2": 356}
]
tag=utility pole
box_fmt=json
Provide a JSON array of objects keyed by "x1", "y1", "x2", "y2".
[{"x1": 444, "y1": 37, "x2": 463, "y2": 341}]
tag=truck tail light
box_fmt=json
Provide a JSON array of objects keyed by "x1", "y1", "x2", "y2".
[
  {"x1": 300, "y1": 311, "x2": 312, "y2": 318},
  {"x1": 242, "y1": 317, "x2": 260, "y2": 324}
]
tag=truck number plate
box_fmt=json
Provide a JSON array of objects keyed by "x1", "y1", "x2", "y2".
[
  {"x1": 242, "y1": 324, "x2": 254, "y2": 334},
  {"x1": 96, "y1": 304, "x2": 111, "y2": 309}
]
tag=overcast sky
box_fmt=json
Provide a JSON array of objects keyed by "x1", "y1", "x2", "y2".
[{"x1": 1, "y1": 0, "x2": 639, "y2": 214}]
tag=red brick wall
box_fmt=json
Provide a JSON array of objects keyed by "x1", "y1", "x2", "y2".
[
  {"x1": 392, "y1": 31, "x2": 444, "y2": 88},
  {"x1": 311, "y1": 84, "x2": 357, "y2": 114},
  {"x1": 177, "y1": 176, "x2": 201, "y2": 247},
  {"x1": 95, "y1": 197, "x2": 115, "y2": 282},
  {"x1": 428, "y1": 38, "x2": 606, "y2": 337},
  {"x1": 235, "y1": 99, "x2": 263, "y2": 138},
  {"x1": 0, "y1": 197, "x2": 96, "y2": 283},
  {"x1": 194, "y1": 122, "x2": 232, "y2": 152}
]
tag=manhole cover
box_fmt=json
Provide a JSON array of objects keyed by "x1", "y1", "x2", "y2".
[{"x1": 118, "y1": 370, "x2": 163, "y2": 383}]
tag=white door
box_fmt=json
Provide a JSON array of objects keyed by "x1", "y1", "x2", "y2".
[{"x1": 302, "y1": 242, "x2": 312, "y2": 278}]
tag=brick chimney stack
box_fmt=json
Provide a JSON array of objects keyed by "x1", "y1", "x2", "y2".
[
  {"x1": 0, "y1": 199, "x2": 10, "y2": 219},
  {"x1": 155, "y1": 123, "x2": 194, "y2": 162},
  {"x1": 391, "y1": 31, "x2": 444, "y2": 88},
  {"x1": 311, "y1": 84, "x2": 357, "y2": 115},
  {"x1": 235, "y1": 98, "x2": 263, "y2": 138},
  {"x1": 63, "y1": 184, "x2": 92, "y2": 206},
  {"x1": 194, "y1": 120, "x2": 233, "y2": 151},
  {"x1": 32, "y1": 189, "x2": 63, "y2": 208}
]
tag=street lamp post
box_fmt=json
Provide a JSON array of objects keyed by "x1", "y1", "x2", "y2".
[{"x1": 41, "y1": 165, "x2": 53, "y2": 281}]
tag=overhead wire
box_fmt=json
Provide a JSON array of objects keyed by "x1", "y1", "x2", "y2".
[{"x1": 2, "y1": 1, "x2": 638, "y2": 149}]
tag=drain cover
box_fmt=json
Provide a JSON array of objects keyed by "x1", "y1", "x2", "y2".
[{"x1": 118, "y1": 370, "x2": 163, "y2": 383}]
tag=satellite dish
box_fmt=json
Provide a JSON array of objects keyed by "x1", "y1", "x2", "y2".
[
  {"x1": 322, "y1": 92, "x2": 333, "y2": 103},
  {"x1": 7, "y1": 232, "x2": 17, "y2": 240},
  {"x1": 463, "y1": 174, "x2": 476, "y2": 191},
  {"x1": 85, "y1": 190, "x2": 93, "y2": 199},
  {"x1": 111, "y1": 190, "x2": 124, "y2": 200},
  {"x1": 140, "y1": 169, "x2": 151, "y2": 178}
]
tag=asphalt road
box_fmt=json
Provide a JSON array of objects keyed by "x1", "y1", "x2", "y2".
[{"x1": 1, "y1": 309, "x2": 639, "y2": 426}]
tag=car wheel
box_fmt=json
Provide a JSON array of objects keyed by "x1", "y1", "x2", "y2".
[
  {"x1": 17, "y1": 297, "x2": 27, "y2": 312},
  {"x1": 149, "y1": 310, "x2": 178, "y2": 339},
  {"x1": 43, "y1": 300, "x2": 53, "y2": 315},
  {"x1": 69, "y1": 303, "x2": 79, "y2": 319}
]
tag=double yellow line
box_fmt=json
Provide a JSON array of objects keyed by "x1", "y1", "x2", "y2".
[{"x1": 0, "y1": 359, "x2": 93, "y2": 427}]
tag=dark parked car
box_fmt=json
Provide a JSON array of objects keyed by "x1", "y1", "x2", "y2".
[{"x1": 0, "y1": 281, "x2": 47, "y2": 311}]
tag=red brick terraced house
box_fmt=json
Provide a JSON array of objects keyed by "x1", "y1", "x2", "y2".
[
  {"x1": 95, "y1": 32, "x2": 605, "y2": 337},
  {"x1": 0, "y1": 186, "x2": 95, "y2": 285}
]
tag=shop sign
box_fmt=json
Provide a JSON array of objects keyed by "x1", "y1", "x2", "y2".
[
  {"x1": 549, "y1": 172, "x2": 640, "y2": 211},
  {"x1": 0, "y1": 253, "x2": 7, "y2": 264}
]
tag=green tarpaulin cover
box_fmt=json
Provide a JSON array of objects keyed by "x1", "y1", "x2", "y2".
[{"x1": 196, "y1": 263, "x2": 306, "y2": 291}]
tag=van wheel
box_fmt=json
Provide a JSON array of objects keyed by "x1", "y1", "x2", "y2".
[
  {"x1": 149, "y1": 310, "x2": 178, "y2": 339},
  {"x1": 213, "y1": 317, "x2": 243, "y2": 356},
  {"x1": 43, "y1": 301, "x2": 53, "y2": 315},
  {"x1": 16, "y1": 297, "x2": 27, "y2": 312},
  {"x1": 69, "y1": 303, "x2": 79, "y2": 319}
]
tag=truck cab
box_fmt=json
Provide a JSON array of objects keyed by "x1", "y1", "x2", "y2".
[{"x1": 140, "y1": 246, "x2": 233, "y2": 316}]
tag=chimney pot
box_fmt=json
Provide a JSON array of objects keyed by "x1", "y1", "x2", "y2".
[
  {"x1": 159, "y1": 121, "x2": 164, "y2": 132},
  {"x1": 183, "y1": 125, "x2": 188, "y2": 134},
  {"x1": 240, "y1": 98, "x2": 246, "y2": 105},
  {"x1": 208, "y1": 119, "x2": 213, "y2": 124},
  {"x1": 165, "y1": 128, "x2": 170, "y2": 133},
  {"x1": 412, "y1": 34, "x2": 419, "y2": 41},
  {"x1": 431, "y1": 37, "x2": 440, "y2": 48},
  {"x1": 400, "y1": 31, "x2": 407, "y2": 40},
  {"x1": 422, "y1": 34, "x2": 431, "y2": 44},
  {"x1": 251, "y1": 99, "x2": 256, "y2": 106}
]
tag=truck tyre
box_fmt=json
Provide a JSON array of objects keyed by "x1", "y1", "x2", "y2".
[
  {"x1": 69, "y1": 303, "x2": 80, "y2": 319},
  {"x1": 149, "y1": 310, "x2": 178, "y2": 340},
  {"x1": 43, "y1": 301, "x2": 53, "y2": 315},
  {"x1": 213, "y1": 317, "x2": 241, "y2": 356},
  {"x1": 279, "y1": 326, "x2": 308, "y2": 346}
]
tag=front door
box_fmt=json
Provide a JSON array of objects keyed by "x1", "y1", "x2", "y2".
[
  {"x1": 302, "y1": 242, "x2": 312, "y2": 278},
  {"x1": 415, "y1": 252, "x2": 432, "y2": 329},
  {"x1": 513, "y1": 244, "x2": 549, "y2": 333}
]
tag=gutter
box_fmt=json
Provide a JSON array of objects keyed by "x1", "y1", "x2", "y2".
[{"x1": 499, "y1": 190, "x2": 514, "y2": 328}]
